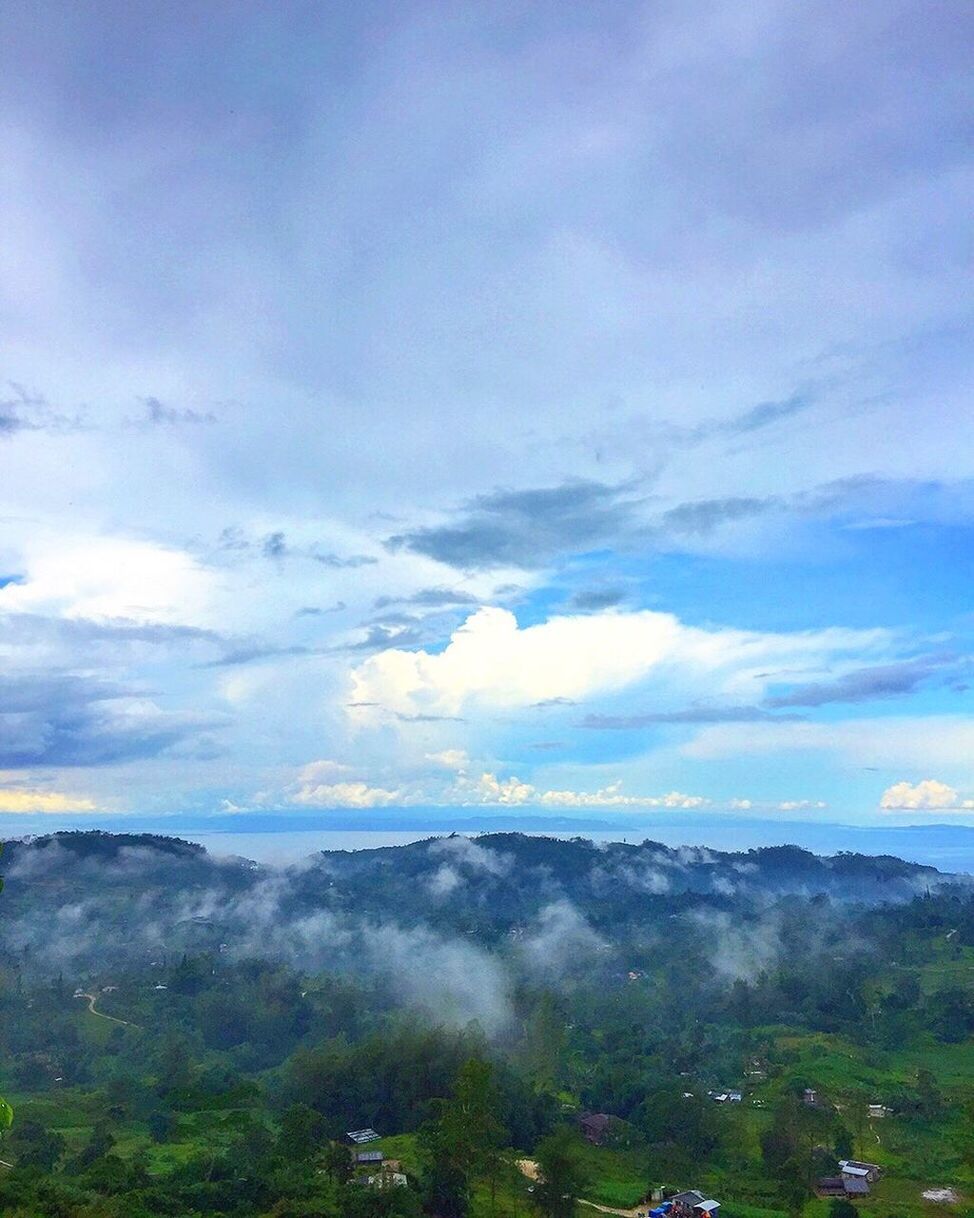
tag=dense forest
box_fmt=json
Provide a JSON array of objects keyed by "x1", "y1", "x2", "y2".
[{"x1": 1, "y1": 832, "x2": 973, "y2": 1218}]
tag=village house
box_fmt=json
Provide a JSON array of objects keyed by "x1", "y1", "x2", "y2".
[
  {"x1": 840, "y1": 1160, "x2": 882, "y2": 1184},
  {"x1": 817, "y1": 1176, "x2": 870, "y2": 1198},
  {"x1": 346, "y1": 1128, "x2": 380, "y2": 1145},
  {"x1": 669, "y1": 1189, "x2": 721, "y2": 1218}
]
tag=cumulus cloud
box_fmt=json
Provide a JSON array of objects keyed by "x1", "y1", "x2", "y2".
[
  {"x1": 289, "y1": 760, "x2": 401, "y2": 807},
  {"x1": 880, "y1": 779, "x2": 974, "y2": 811},
  {"x1": 350, "y1": 605, "x2": 886, "y2": 719},
  {"x1": 452, "y1": 770, "x2": 708, "y2": 809}
]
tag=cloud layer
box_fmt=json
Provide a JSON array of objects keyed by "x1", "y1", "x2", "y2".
[{"x1": 1, "y1": 2, "x2": 972, "y2": 822}]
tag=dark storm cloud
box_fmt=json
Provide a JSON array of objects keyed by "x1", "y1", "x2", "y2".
[
  {"x1": 764, "y1": 654, "x2": 960, "y2": 708},
  {"x1": 387, "y1": 480, "x2": 648, "y2": 570},
  {"x1": 0, "y1": 672, "x2": 228, "y2": 767}
]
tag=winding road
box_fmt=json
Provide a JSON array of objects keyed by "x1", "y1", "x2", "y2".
[{"x1": 75, "y1": 992, "x2": 141, "y2": 1030}]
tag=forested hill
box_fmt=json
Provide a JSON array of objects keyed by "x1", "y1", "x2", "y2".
[
  {"x1": 1, "y1": 826, "x2": 950, "y2": 910},
  {"x1": 0, "y1": 829, "x2": 965, "y2": 982},
  {"x1": 3, "y1": 830, "x2": 974, "y2": 1218}
]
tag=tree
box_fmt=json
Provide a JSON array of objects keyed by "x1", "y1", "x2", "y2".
[
  {"x1": 420, "y1": 1116, "x2": 470, "y2": 1218},
  {"x1": 833, "y1": 1124, "x2": 853, "y2": 1161},
  {"x1": 829, "y1": 1200, "x2": 858, "y2": 1218},
  {"x1": 322, "y1": 1140, "x2": 353, "y2": 1185},
  {"x1": 148, "y1": 1109, "x2": 174, "y2": 1143},
  {"x1": 532, "y1": 1127, "x2": 588, "y2": 1218},
  {"x1": 278, "y1": 1103, "x2": 325, "y2": 1160},
  {"x1": 7, "y1": 1119, "x2": 65, "y2": 1171},
  {"x1": 845, "y1": 1092, "x2": 869, "y2": 1159},
  {"x1": 442, "y1": 1060, "x2": 506, "y2": 1216}
]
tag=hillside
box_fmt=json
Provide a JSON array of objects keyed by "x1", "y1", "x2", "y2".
[{"x1": 1, "y1": 832, "x2": 973, "y2": 1218}]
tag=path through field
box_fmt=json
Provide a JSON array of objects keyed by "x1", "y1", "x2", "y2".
[
  {"x1": 76, "y1": 992, "x2": 141, "y2": 1029},
  {"x1": 515, "y1": 1159, "x2": 646, "y2": 1218}
]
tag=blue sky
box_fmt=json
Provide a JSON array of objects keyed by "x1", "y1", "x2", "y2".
[{"x1": 1, "y1": 0, "x2": 973, "y2": 827}]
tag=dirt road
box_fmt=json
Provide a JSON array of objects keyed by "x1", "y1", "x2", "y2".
[
  {"x1": 515, "y1": 1159, "x2": 646, "y2": 1218},
  {"x1": 76, "y1": 992, "x2": 140, "y2": 1029}
]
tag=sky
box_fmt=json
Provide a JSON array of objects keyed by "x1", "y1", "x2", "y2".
[{"x1": 1, "y1": 0, "x2": 973, "y2": 830}]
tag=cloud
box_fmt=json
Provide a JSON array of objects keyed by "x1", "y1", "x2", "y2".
[
  {"x1": 659, "y1": 496, "x2": 776, "y2": 537},
  {"x1": 520, "y1": 900, "x2": 601, "y2": 974},
  {"x1": 0, "y1": 785, "x2": 97, "y2": 813},
  {"x1": 427, "y1": 863, "x2": 462, "y2": 897},
  {"x1": 350, "y1": 604, "x2": 886, "y2": 718},
  {"x1": 387, "y1": 479, "x2": 647, "y2": 570},
  {"x1": 140, "y1": 396, "x2": 216, "y2": 426},
  {"x1": 0, "y1": 383, "x2": 82, "y2": 436},
  {"x1": 290, "y1": 760, "x2": 400, "y2": 808},
  {"x1": 0, "y1": 535, "x2": 213, "y2": 625},
  {"x1": 880, "y1": 779, "x2": 974, "y2": 811},
  {"x1": 425, "y1": 749, "x2": 469, "y2": 770},
  {"x1": 200, "y1": 642, "x2": 321, "y2": 668},
  {"x1": 452, "y1": 770, "x2": 709, "y2": 809},
  {"x1": 374, "y1": 587, "x2": 480, "y2": 609},
  {"x1": 716, "y1": 393, "x2": 811, "y2": 438},
  {"x1": 765, "y1": 654, "x2": 956, "y2": 708},
  {"x1": 581, "y1": 706, "x2": 798, "y2": 728},
  {"x1": 568, "y1": 586, "x2": 627, "y2": 611},
  {"x1": 0, "y1": 673, "x2": 227, "y2": 768},
  {"x1": 428, "y1": 835, "x2": 511, "y2": 875},
  {"x1": 312, "y1": 552, "x2": 378, "y2": 569},
  {"x1": 683, "y1": 715, "x2": 974, "y2": 771}
]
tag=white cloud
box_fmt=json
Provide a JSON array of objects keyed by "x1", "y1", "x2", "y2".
[
  {"x1": 350, "y1": 605, "x2": 887, "y2": 718},
  {"x1": 0, "y1": 533, "x2": 214, "y2": 626},
  {"x1": 451, "y1": 770, "x2": 709, "y2": 809},
  {"x1": 424, "y1": 749, "x2": 469, "y2": 770},
  {"x1": 880, "y1": 779, "x2": 974, "y2": 811},
  {"x1": 289, "y1": 760, "x2": 399, "y2": 807}
]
